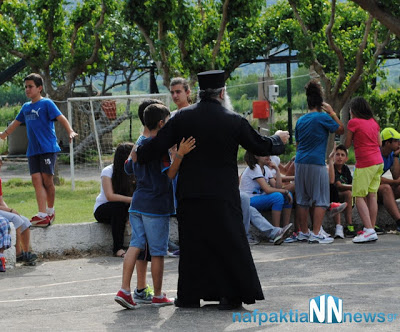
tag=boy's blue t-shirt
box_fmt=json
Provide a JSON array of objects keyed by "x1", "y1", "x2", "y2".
[
  {"x1": 382, "y1": 151, "x2": 396, "y2": 174},
  {"x1": 125, "y1": 137, "x2": 175, "y2": 216},
  {"x1": 15, "y1": 98, "x2": 62, "y2": 157},
  {"x1": 295, "y1": 112, "x2": 339, "y2": 165}
]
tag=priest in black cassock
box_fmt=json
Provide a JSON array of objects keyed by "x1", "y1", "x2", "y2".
[{"x1": 136, "y1": 70, "x2": 289, "y2": 309}]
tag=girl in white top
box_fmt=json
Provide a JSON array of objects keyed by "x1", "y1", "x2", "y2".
[
  {"x1": 240, "y1": 151, "x2": 293, "y2": 227},
  {"x1": 94, "y1": 143, "x2": 135, "y2": 257}
]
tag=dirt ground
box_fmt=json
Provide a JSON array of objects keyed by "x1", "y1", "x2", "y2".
[
  {"x1": 0, "y1": 158, "x2": 247, "y2": 182},
  {"x1": 0, "y1": 159, "x2": 103, "y2": 182}
]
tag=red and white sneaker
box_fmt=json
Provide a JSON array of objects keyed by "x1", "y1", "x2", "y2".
[
  {"x1": 48, "y1": 213, "x2": 55, "y2": 225},
  {"x1": 30, "y1": 215, "x2": 51, "y2": 227},
  {"x1": 0, "y1": 256, "x2": 6, "y2": 272},
  {"x1": 114, "y1": 290, "x2": 140, "y2": 310},
  {"x1": 327, "y1": 202, "x2": 347, "y2": 218},
  {"x1": 352, "y1": 229, "x2": 378, "y2": 243},
  {"x1": 151, "y1": 293, "x2": 175, "y2": 307}
]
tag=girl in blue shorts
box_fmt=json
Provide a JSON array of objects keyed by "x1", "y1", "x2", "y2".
[{"x1": 240, "y1": 151, "x2": 293, "y2": 227}]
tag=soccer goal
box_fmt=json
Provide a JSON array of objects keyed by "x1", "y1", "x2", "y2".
[{"x1": 66, "y1": 93, "x2": 170, "y2": 190}]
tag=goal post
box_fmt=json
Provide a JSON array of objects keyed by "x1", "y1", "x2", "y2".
[{"x1": 66, "y1": 93, "x2": 171, "y2": 190}]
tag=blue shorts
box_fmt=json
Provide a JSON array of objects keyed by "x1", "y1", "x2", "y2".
[
  {"x1": 129, "y1": 212, "x2": 169, "y2": 256},
  {"x1": 295, "y1": 163, "x2": 330, "y2": 208},
  {"x1": 28, "y1": 153, "x2": 57, "y2": 175},
  {"x1": 250, "y1": 192, "x2": 292, "y2": 211}
]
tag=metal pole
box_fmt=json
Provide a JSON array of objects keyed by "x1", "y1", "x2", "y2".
[
  {"x1": 67, "y1": 101, "x2": 75, "y2": 191},
  {"x1": 287, "y1": 59, "x2": 293, "y2": 145},
  {"x1": 90, "y1": 100, "x2": 104, "y2": 171}
]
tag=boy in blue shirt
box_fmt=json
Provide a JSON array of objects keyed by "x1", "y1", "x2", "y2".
[
  {"x1": 115, "y1": 104, "x2": 195, "y2": 309},
  {"x1": 0, "y1": 73, "x2": 77, "y2": 227}
]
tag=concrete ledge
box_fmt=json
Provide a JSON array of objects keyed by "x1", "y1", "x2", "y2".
[
  {"x1": 4, "y1": 223, "x2": 16, "y2": 269},
  {"x1": 29, "y1": 202, "x2": 399, "y2": 255},
  {"x1": 30, "y1": 217, "x2": 180, "y2": 255},
  {"x1": 251, "y1": 201, "x2": 400, "y2": 239}
]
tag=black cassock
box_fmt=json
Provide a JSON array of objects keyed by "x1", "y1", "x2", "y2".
[{"x1": 137, "y1": 98, "x2": 285, "y2": 304}]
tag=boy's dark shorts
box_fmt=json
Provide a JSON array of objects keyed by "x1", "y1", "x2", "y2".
[
  {"x1": 138, "y1": 242, "x2": 151, "y2": 261},
  {"x1": 28, "y1": 153, "x2": 57, "y2": 175}
]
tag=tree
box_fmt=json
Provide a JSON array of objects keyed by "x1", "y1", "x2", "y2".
[
  {"x1": 0, "y1": 0, "x2": 147, "y2": 162},
  {"x1": 350, "y1": 0, "x2": 400, "y2": 38},
  {"x1": 270, "y1": 0, "x2": 393, "y2": 115},
  {"x1": 124, "y1": 0, "x2": 276, "y2": 87},
  {"x1": 0, "y1": 0, "x2": 116, "y2": 101}
]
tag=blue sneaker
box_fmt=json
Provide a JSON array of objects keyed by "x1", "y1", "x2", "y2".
[
  {"x1": 297, "y1": 231, "x2": 310, "y2": 242},
  {"x1": 284, "y1": 232, "x2": 298, "y2": 243},
  {"x1": 133, "y1": 285, "x2": 154, "y2": 304}
]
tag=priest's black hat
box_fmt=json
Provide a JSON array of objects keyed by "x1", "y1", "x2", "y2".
[{"x1": 197, "y1": 70, "x2": 225, "y2": 90}]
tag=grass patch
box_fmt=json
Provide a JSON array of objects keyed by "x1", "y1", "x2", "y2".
[{"x1": 4, "y1": 179, "x2": 98, "y2": 224}]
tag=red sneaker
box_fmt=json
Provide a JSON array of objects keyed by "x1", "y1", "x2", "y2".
[
  {"x1": 48, "y1": 213, "x2": 55, "y2": 225},
  {"x1": 327, "y1": 202, "x2": 347, "y2": 218},
  {"x1": 30, "y1": 215, "x2": 51, "y2": 227},
  {"x1": 114, "y1": 290, "x2": 140, "y2": 309},
  {"x1": 0, "y1": 256, "x2": 6, "y2": 272},
  {"x1": 151, "y1": 293, "x2": 175, "y2": 307}
]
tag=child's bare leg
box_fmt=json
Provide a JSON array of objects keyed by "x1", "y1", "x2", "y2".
[
  {"x1": 21, "y1": 228, "x2": 30, "y2": 253},
  {"x1": 342, "y1": 190, "x2": 353, "y2": 225},
  {"x1": 271, "y1": 210, "x2": 281, "y2": 227},
  {"x1": 136, "y1": 260, "x2": 148, "y2": 290},
  {"x1": 31, "y1": 173, "x2": 47, "y2": 213},
  {"x1": 334, "y1": 213, "x2": 341, "y2": 225},
  {"x1": 121, "y1": 246, "x2": 140, "y2": 292},
  {"x1": 42, "y1": 173, "x2": 55, "y2": 209},
  {"x1": 282, "y1": 208, "x2": 292, "y2": 226},
  {"x1": 296, "y1": 206, "x2": 309, "y2": 233},
  {"x1": 15, "y1": 227, "x2": 23, "y2": 256},
  {"x1": 355, "y1": 197, "x2": 372, "y2": 229},
  {"x1": 367, "y1": 193, "x2": 378, "y2": 228},
  {"x1": 312, "y1": 206, "x2": 326, "y2": 234},
  {"x1": 151, "y1": 256, "x2": 164, "y2": 296}
]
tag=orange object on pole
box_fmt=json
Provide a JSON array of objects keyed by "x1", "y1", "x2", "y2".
[
  {"x1": 252, "y1": 100, "x2": 270, "y2": 119},
  {"x1": 101, "y1": 100, "x2": 117, "y2": 120}
]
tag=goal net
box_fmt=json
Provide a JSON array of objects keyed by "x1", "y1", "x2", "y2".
[{"x1": 66, "y1": 93, "x2": 171, "y2": 190}]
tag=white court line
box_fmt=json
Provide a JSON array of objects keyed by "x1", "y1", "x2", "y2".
[
  {"x1": 0, "y1": 293, "x2": 116, "y2": 303},
  {"x1": 253, "y1": 247, "x2": 394, "y2": 264},
  {"x1": 0, "y1": 269, "x2": 177, "y2": 293},
  {"x1": 1, "y1": 281, "x2": 399, "y2": 304},
  {"x1": 0, "y1": 275, "x2": 121, "y2": 293},
  {"x1": 1, "y1": 248, "x2": 395, "y2": 299}
]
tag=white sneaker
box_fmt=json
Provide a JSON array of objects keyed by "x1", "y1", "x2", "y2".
[
  {"x1": 334, "y1": 225, "x2": 344, "y2": 239},
  {"x1": 352, "y1": 230, "x2": 378, "y2": 243},
  {"x1": 320, "y1": 226, "x2": 332, "y2": 238},
  {"x1": 309, "y1": 231, "x2": 334, "y2": 244},
  {"x1": 297, "y1": 231, "x2": 311, "y2": 242}
]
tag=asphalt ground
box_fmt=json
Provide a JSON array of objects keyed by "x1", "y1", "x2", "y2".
[{"x1": 1, "y1": 233, "x2": 400, "y2": 332}]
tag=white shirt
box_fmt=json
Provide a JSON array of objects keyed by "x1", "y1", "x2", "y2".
[
  {"x1": 93, "y1": 164, "x2": 113, "y2": 212},
  {"x1": 239, "y1": 164, "x2": 274, "y2": 197}
]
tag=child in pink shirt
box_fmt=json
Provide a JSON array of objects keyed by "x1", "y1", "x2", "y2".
[{"x1": 345, "y1": 97, "x2": 383, "y2": 243}]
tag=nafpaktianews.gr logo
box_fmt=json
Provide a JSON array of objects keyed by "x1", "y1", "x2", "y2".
[{"x1": 232, "y1": 294, "x2": 398, "y2": 326}]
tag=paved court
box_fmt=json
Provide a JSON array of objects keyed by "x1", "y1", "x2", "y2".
[{"x1": 1, "y1": 234, "x2": 400, "y2": 331}]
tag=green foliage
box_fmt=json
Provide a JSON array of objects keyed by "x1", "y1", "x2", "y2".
[
  {"x1": 367, "y1": 87, "x2": 400, "y2": 129},
  {"x1": 0, "y1": 0, "x2": 120, "y2": 99},
  {"x1": 0, "y1": 105, "x2": 20, "y2": 126},
  {"x1": 124, "y1": 0, "x2": 274, "y2": 86},
  {"x1": 0, "y1": 85, "x2": 27, "y2": 107},
  {"x1": 266, "y1": 0, "x2": 394, "y2": 113}
]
